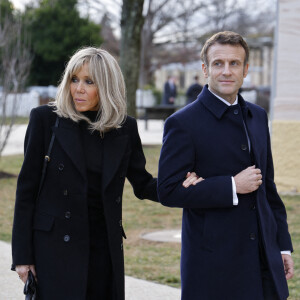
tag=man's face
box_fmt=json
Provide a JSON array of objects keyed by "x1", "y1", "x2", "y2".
[{"x1": 202, "y1": 43, "x2": 249, "y2": 104}]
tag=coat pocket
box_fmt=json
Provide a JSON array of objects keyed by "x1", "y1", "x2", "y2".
[{"x1": 33, "y1": 212, "x2": 55, "y2": 232}]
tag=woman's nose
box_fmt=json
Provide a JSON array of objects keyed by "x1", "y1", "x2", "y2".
[{"x1": 76, "y1": 81, "x2": 85, "y2": 93}]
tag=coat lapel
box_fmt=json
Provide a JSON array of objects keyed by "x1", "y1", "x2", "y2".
[
  {"x1": 239, "y1": 96, "x2": 262, "y2": 168},
  {"x1": 102, "y1": 130, "x2": 129, "y2": 191},
  {"x1": 51, "y1": 117, "x2": 86, "y2": 179}
]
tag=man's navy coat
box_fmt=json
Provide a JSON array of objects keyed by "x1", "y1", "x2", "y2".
[
  {"x1": 158, "y1": 85, "x2": 293, "y2": 300},
  {"x1": 12, "y1": 105, "x2": 157, "y2": 300}
]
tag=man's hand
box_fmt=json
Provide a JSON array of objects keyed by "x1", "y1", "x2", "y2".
[
  {"x1": 282, "y1": 254, "x2": 294, "y2": 280},
  {"x1": 16, "y1": 265, "x2": 37, "y2": 284},
  {"x1": 234, "y1": 165, "x2": 262, "y2": 194},
  {"x1": 183, "y1": 172, "x2": 204, "y2": 188}
]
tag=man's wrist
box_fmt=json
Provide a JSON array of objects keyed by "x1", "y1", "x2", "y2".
[{"x1": 232, "y1": 177, "x2": 238, "y2": 205}]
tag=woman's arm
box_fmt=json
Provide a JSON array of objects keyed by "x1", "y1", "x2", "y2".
[
  {"x1": 12, "y1": 108, "x2": 46, "y2": 268},
  {"x1": 126, "y1": 118, "x2": 158, "y2": 201}
]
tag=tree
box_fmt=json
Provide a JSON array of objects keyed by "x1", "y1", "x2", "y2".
[
  {"x1": 26, "y1": 0, "x2": 103, "y2": 85},
  {"x1": 100, "y1": 13, "x2": 119, "y2": 56},
  {"x1": 139, "y1": 0, "x2": 205, "y2": 87},
  {"x1": 0, "y1": 5, "x2": 32, "y2": 157},
  {"x1": 120, "y1": 0, "x2": 144, "y2": 117}
]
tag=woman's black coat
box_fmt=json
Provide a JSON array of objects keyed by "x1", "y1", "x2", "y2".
[{"x1": 12, "y1": 105, "x2": 158, "y2": 300}]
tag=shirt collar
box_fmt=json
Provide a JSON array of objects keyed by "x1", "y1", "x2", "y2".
[{"x1": 208, "y1": 87, "x2": 238, "y2": 106}]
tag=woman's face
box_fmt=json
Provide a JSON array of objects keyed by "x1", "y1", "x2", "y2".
[{"x1": 70, "y1": 63, "x2": 99, "y2": 112}]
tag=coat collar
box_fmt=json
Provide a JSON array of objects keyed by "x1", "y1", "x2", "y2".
[
  {"x1": 52, "y1": 116, "x2": 129, "y2": 189},
  {"x1": 197, "y1": 85, "x2": 253, "y2": 119},
  {"x1": 51, "y1": 117, "x2": 86, "y2": 179}
]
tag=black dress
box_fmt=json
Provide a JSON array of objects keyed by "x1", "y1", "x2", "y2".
[{"x1": 79, "y1": 111, "x2": 115, "y2": 299}]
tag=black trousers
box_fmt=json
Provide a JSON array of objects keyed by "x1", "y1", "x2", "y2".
[{"x1": 86, "y1": 208, "x2": 115, "y2": 300}]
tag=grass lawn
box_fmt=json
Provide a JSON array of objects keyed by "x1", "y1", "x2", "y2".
[
  {"x1": 0, "y1": 116, "x2": 29, "y2": 125},
  {"x1": 0, "y1": 148, "x2": 299, "y2": 298}
]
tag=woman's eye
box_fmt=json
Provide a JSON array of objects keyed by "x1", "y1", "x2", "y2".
[
  {"x1": 71, "y1": 76, "x2": 78, "y2": 83},
  {"x1": 86, "y1": 79, "x2": 94, "y2": 85}
]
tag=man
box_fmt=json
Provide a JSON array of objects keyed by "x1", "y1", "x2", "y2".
[
  {"x1": 162, "y1": 75, "x2": 177, "y2": 105},
  {"x1": 186, "y1": 75, "x2": 203, "y2": 105},
  {"x1": 158, "y1": 31, "x2": 294, "y2": 300}
]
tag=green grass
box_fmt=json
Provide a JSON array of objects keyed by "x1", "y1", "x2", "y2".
[
  {"x1": 0, "y1": 149, "x2": 299, "y2": 298},
  {"x1": 0, "y1": 116, "x2": 29, "y2": 125}
]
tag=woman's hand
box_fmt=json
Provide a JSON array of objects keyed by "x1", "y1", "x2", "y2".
[
  {"x1": 16, "y1": 265, "x2": 37, "y2": 284},
  {"x1": 183, "y1": 172, "x2": 204, "y2": 188}
]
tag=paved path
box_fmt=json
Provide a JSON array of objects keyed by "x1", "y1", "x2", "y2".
[
  {"x1": 0, "y1": 241, "x2": 180, "y2": 300},
  {"x1": 2, "y1": 119, "x2": 164, "y2": 156},
  {"x1": 1, "y1": 119, "x2": 181, "y2": 300}
]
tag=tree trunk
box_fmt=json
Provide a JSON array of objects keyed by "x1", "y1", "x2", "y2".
[{"x1": 120, "y1": 0, "x2": 144, "y2": 117}]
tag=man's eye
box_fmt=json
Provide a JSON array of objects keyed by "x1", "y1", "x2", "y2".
[{"x1": 214, "y1": 62, "x2": 221, "y2": 66}]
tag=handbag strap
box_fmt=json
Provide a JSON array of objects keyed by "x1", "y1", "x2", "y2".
[{"x1": 36, "y1": 115, "x2": 59, "y2": 199}]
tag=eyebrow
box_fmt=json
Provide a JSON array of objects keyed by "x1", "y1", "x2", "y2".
[{"x1": 211, "y1": 58, "x2": 243, "y2": 64}]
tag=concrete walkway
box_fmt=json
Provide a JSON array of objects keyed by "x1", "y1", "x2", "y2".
[
  {"x1": 2, "y1": 119, "x2": 164, "y2": 156},
  {"x1": 0, "y1": 241, "x2": 181, "y2": 300},
  {"x1": 1, "y1": 119, "x2": 181, "y2": 300}
]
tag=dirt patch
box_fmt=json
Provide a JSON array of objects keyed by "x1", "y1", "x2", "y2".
[{"x1": 0, "y1": 171, "x2": 17, "y2": 179}]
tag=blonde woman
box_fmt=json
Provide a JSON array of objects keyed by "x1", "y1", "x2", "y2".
[{"x1": 12, "y1": 47, "x2": 198, "y2": 300}]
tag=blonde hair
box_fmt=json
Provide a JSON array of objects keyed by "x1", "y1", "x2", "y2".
[{"x1": 52, "y1": 47, "x2": 127, "y2": 133}]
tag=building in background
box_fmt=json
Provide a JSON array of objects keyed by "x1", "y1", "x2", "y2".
[{"x1": 271, "y1": 0, "x2": 300, "y2": 193}]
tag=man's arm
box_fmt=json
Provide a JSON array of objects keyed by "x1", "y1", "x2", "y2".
[
  {"x1": 263, "y1": 113, "x2": 293, "y2": 252},
  {"x1": 158, "y1": 116, "x2": 234, "y2": 209}
]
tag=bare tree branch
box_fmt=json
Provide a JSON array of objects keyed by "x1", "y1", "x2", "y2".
[{"x1": 0, "y1": 15, "x2": 32, "y2": 157}]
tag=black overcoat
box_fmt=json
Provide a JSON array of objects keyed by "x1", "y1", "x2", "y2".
[
  {"x1": 158, "y1": 85, "x2": 293, "y2": 300},
  {"x1": 12, "y1": 105, "x2": 157, "y2": 300}
]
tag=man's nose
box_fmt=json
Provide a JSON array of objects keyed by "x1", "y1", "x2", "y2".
[{"x1": 222, "y1": 63, "x2": 231, "y2": 76}]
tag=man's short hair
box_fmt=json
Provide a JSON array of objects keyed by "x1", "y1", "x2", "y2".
[{"x1": 200, "y1": 31, "x2": 249, "y2": 67}]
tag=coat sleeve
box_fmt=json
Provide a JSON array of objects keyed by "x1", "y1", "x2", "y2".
[
  {"x1": 158, "y1": 115, "x2": 233, "y2": 209},
  {"x1": 126, "y1": 119, "x2": 158, "y2": 202},
  {"x1": 12, "y1": 108, "x2": 46, "y2": 268},
  {"x1": 264, "y1": 113, "x2": 293, "y2": 252}
]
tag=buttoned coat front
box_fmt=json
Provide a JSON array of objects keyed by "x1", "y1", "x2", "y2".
[
  {"x1": 158, "y1": 86, "x2": 293, "y2": 300},
  {"x1": 12, "y1": 105, "x2": 157, "y2": 300}
]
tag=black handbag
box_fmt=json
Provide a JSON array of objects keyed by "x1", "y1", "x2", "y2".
[{"x1": 24, "y1": 270, "x2": 37, "y2": 300}]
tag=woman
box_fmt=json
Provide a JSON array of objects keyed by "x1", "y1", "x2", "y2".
[{"x1": 12, "y1": 47, "x2": 198, "y2": 300}]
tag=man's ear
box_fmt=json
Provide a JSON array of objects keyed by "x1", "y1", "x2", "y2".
[
  {"x1": 202, "y1": 63, "x2": 209, "y2": 78},
  {"x1": 243, "y1": 63, "x2": 249, "y2": 78}
]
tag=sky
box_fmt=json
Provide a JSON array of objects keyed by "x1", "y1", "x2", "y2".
[{"x1": 11, "y1": 0, "x2": 30, "y2": 10}]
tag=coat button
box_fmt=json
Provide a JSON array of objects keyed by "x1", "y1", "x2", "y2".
[
  {"x1": 252, "y1": 204, "x2": 256, "y2": 210},
  {"x1": 65, "y1": 211, "x2": 71, "y2": 219},
  {"x1": 116, "y1": 196, "x2": 121, "y2": 204},
  {"x1": 63, "y1": 189, "x2": 68, "y2": 196},
  {"x1": 64, "y1": 235, "x2": 70, "y2": 242},
  {"x1": 249, "y1": 233, "x2": 256, "y2": 240},
  {"x1": 119, "y1": 220, "x2": 122, "y2": 227},
  {"x1": 241, "y1": 144, "x2": 247, "y2": 151},
  {"x1": 234, "y1": 109, "x2": 239, "y2": 115},
  {"x1": 58, "y1": 163, "x2": 64, "y2": 171}
]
